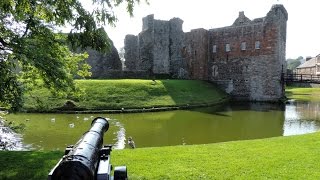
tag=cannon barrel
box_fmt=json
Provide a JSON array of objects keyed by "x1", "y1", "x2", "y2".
[{"x1": 50, "y1": 117, "x2": 109, "y2": 180}]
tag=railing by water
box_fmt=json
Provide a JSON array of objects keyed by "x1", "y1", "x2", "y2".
[{"x1": 284, "y1": 73, "x2": 320, "y2": 84}]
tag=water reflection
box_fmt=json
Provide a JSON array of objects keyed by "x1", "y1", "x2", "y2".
[
  {"x1": 284, "y1": 100, "x2": 320, "y2": 136},
  {"x1": 113, "y1": 121, "x2": 126, "y2": 149},
  {"x1": 120, "y1": 102, "x2": 285, "y2": 148},
  {"x1": 3, "y1": 101, "x2": 320, "y2": 150}
]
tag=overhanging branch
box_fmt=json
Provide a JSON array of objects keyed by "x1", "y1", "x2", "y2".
[{"x1": 0, "y1": 36, "x2": 8, "y2": 47}]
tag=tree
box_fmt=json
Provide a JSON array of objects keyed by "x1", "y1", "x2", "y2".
[
  {"x1": 286, "y1": 56, "x2": 303, "y2": 71},
  {"x1": 0, "y1": 0, "x2": 146, "y2": 110}
]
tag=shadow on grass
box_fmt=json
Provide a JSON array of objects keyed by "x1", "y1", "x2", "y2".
[
  {"x1": 160, "y1": 79, "x2": 229, "y2": 111},
  {"x1": 159, "y1": 79, "x2": 287, "y2": 116},
  {"x1": 0, "y1": 151, "x2": 62, "y2": 180}
]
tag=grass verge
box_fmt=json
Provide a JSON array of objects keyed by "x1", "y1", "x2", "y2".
[
  {"x1": 285, "y1": 86, "x2": 320, "y2": 101},
  {"x1": 1, "y1": 132, "x2": 320, "y2": 179},
  {"x1": 22, "y1": 79, "x2": 228, "y2": 112}
]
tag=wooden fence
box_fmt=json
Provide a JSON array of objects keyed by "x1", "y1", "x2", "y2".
[{"x1": 284, "y1": 73, "x2": 320, "y2": 84}]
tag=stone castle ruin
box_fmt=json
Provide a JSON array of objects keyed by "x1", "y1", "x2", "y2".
[
  {"x1": 83, "y1": 42, "x2": 122, "y2": 78},
  {"x1": 124, "y1": 4, "x2": 288, "y2": 101}
]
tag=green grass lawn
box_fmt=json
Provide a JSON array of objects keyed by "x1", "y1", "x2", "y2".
[
  {"x1": 1, "y1": 132, "x2": 320, "y2": 179},
  {"x1": 285, "y1": 86, "x2": 320, "y2": 101},
  {"x1": 2, "y1": 86, "x2": 320, "y2": 179},
  {"x1": 22, "y1": 79, "x2": 228, "y2": 112}
]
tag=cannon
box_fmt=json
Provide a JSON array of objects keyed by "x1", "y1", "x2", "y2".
[{"x1": 48, "y1": 117, "x2": 127, "y2": 180}]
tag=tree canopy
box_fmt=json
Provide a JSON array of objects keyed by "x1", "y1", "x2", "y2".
[
  {"x1": 0, "y1": 0, "x2": 145, "y2": 110},
  {"x1": 286, "y1": 56, "x2": 303, "y2": 71}
]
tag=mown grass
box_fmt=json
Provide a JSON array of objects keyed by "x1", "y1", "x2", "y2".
[
  {"x1": 23, "y1": 79, "x2": 228, "y2": 111},
  {"x1": 285, "y1": 86, "x2": 320, "y2": 101},
  {"x1": 1, "y1": 132, "x2": 320, "y2": 179}
]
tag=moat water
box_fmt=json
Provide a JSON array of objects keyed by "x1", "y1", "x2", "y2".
[{"x1": 4, "y1": 100, "x2": 320, "y2": 150}]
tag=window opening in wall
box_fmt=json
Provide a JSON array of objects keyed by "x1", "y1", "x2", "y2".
[
  {"x1": 226, "y1": 44, "x2": 231, "y2": 52},
  {"x1": 212, "y1": 45, "x2": 217, "y2": 53},
  {"x1": 255, "y1": 41, "x2": 261, "y2": 49},
  {"x1": 241, "y1": 42, "x2": 246, "y2": 51}
]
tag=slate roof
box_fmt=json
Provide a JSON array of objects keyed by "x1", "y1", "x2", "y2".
[{"x1": 296, "y1": 57, "x2": 316, "y2": 69}]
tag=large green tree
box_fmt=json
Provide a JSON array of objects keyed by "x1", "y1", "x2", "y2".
[
  {"x1": 286, "y1": 56, "x2": 303, "y2": 71},
  {"x1": 0, "y1": 0, "x2": 145, "y2": 110}
]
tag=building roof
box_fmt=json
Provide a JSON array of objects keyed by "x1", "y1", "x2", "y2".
[{"x1": 296, "y1": 57, "x2": 316, "y2": 69}]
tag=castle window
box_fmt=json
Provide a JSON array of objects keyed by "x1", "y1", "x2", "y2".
[
  {"x1": 225, "y1": 44, "x2": 231, "y2": 52},
  {"x1": 241, "y1": 42, "x2": 246, "y2": 51},
  {"x1": 212, "y1": 45, "x2": 217, "y2": 53},
  {"x1": 255, "y1": 41, "x2": 261, "y2": 49}
]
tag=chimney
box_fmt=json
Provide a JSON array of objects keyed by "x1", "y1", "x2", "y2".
[
  {"x1": 239, "y1": 11, "x2": 245, "y2": 18},
  {"x1": 306, "y1": 56, "x2": 312, "y2": 61}
]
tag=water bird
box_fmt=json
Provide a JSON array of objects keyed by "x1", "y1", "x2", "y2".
[
  {"x1": 83, "y1": 117, "x2": 89, "y2": 121},
  {"x1": 51, "y1": 118, "x2": 55, "y2": 122},
  {"x1": 76, "y1": 116, "x2": 79, "y2": 119},
  {"x1": 69, "y1": 123, "x2": 75, "y2": 128},
  {"x1": 127, "y1": 136, "x2": 136, "y2": 149},
  {"x1": 182, "y1": 137, "x2": 186, "y2": 145}
]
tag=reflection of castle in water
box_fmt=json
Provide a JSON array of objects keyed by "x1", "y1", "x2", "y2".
[
  {"x1": 114, "y1": 101, "x2": 320, "y2": 148},
  {"x1": 295, "y1": 101, "x2": 320, "y2": 121},
  {"x1": 284, "y1": 101, "x2": 320, "y2": 136},
  {"x1": 116, "y1": 103, "x2": 286, "y2": 148}
]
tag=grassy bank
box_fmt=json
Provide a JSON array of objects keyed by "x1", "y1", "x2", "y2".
[
  {"x1": 286, "y1": 86, "x2": 320, "y2": 101},
  {"x1": 1, "y1": 132, "x2": 320, "y2": 179},
  {"x1": 22, "y1": 79, "x2": 228, "y2": 112}
]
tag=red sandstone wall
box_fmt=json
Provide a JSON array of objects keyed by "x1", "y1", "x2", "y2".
[
  {"x1": 209, "y1": 24, "x2": 278, "y2": 60},
  {"x1": 183, "y1": 29, "x2": 208, "y2": 80}
]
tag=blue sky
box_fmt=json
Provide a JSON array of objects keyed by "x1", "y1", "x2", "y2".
[{"x1": 96, "y1": 0, "x2": 319, "y2": 59}]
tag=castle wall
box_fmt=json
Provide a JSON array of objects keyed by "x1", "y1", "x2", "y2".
[
  {"x1": 138, "y1": 15, "x2": 154, "y2": 72},
  {"x1": 153, "y1": 20, "x2": 170, "y2": 74},
  {"x1": 84, "y1": 43, "x2": 122, "y2": 79},
  {"x1": 184, "y1": 29, "x2": 209, "y2": 80},
  {"x1": 208, "y1": 23, "x2": 278, "y2": 100},
  {"x1": 208, "y1": 5, "x2": 287, "y2": 101},
  {"x1": 124, "y1": 5, "x2": 287, "y2": 102},
  {"x1": 124, "y1": 35, "x2": 139, "y2": 70},
  {"x1": 271, "y1": 5, "x2": 288, "y2": 98},
  {"x1": 169, "y1": 18, "x2": 187, "y2": 78}
]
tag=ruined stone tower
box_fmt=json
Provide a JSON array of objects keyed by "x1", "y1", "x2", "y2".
[
  {"x1": 124, "y1": 14, "x2": 186, "y2": 76},
  {"x1": 85, "y1": 43, "x2": 122, "y2": 78},
  {"x1": 124, "y1": 4, "x2": 288, "y2": 102}
]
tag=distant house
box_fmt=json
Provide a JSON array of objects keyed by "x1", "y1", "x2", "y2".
[{"x1": 295, "y1": 55, "x2": 320, "y2": 75}]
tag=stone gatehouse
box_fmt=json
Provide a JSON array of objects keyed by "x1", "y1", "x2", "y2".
[{"x1": 124, "y1": 4, "x2": 288, "y2": 102}]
